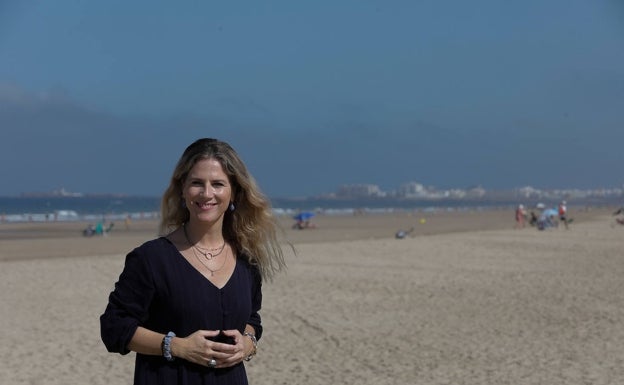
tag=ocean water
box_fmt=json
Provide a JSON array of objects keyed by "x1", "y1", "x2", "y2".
[
  {"x1": 0, "y1": 195, "x2": 520, "y2": 223},
  {"x1": 0, "y1": 196, "x2": 161, "y2": 222}
]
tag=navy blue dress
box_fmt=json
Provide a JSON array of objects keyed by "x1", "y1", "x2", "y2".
[{"x1": 100, "y1": 237, "x2": 263, "y2": 385}]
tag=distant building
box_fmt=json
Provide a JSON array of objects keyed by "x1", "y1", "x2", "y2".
[
  {"x1": 397, "y1": 182, "x2": 428, "y2": 198},
  {"x1": 328, "y1": 181, "x2": 622, "y2": 203},
  {"x1": 516, "y1": 186, "x2": 541, "y2": 199},
  {"x1": 336, "y1": 184, "x2": 386, "y2": 198},
  {"x1": 466, "y1": 185, "x2": 486, "y2": 198},
  {"x1": 447, "y1": 189, "x2": 467, "y2": 199}
]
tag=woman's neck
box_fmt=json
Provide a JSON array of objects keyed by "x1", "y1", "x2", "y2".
[{"x1": 184, "y1": 221, "x2": 224, "y2": 247}]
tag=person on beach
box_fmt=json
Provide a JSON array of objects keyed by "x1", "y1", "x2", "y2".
[
  {"x1": 515, "y1": 204, "x2": 526, "y2": 229},
  {"x1": 529, "y1": 211, "x2": 538, "y2": 227},
  {"x1": 558, "y1": 200, "x2": 569, "y2": 229},
  {"x1": 395, "y1": 227, "x2": 414, "y2": 239},
  {"x1": 100, "y1": 138, "x2": 286, "y2": 385}
]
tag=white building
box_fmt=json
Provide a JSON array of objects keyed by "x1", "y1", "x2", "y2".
[
  {"x1": 336, "y1": 184, "x2": 386, "y2": 197},
  {"x1": 397, "y1": 182, "x2": 428, "y2": 198}
]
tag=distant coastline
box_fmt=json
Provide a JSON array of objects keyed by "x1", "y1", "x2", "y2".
[
  {"x1": 16, "y1": 188, "x2": 131, "y2": 199},
  {"x1": 8, "y1": 183, "x2": 624, "y2": 203},
  {"x1": 0, "y1": 191, "x2": 621, "y2": 224}
]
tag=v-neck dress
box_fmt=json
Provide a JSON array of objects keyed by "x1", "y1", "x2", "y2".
[{"x1": 100, "y1": 237, "x2": 263, "y2": 385}]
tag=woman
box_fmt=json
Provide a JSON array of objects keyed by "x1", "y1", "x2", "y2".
[{"x1": 100, "y1": 138, "x2": 286, "y2": 384}]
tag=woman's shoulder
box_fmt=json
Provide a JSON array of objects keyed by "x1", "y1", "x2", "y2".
[
  {"x1": 237, "y1": 252, "x2": 254, "y2": 268},
  {"x1": 124, "y1": 237, "x2": 185, "y2": 278},
  {"x1": 237, "y1": 253, "x2": 262, "y2": 281},
  {"x1": 127, "y1": 237, "x2": 177, "y2": 266},
  {"x1": 133, "y1": 236, "x2": 172, "y2": 254}
]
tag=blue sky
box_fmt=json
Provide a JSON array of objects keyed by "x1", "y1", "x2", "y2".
[{"x1": 1, "y1": 1, "x2": 623, "y2": 197}]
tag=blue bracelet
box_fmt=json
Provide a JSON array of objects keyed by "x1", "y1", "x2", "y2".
[{"x1": 162, "y1": 331, "x2": 175, "y2": 361}]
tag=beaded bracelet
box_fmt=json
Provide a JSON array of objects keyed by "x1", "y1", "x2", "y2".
[
  {"x1": 162, "y1": 331, "x2": 176, "y2": 361},
  {"x1": 243, "y1": 332, "x2": 257, "y2": 361}
]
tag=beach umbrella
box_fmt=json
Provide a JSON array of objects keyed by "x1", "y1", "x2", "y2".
[
  {"x1": 542, "y1": 208, "x2": 558, "y2": 217},
  {"x1": 293, "y1": 212, "x2": 315, "y2": 221}
]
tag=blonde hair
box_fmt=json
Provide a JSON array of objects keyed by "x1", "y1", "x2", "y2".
[{"x1": 159, "y1": 138, "x2": 286, "y2": 281}]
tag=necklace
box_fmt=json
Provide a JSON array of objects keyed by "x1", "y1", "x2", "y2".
[
  {"x1": 182, "y1": 223, "x2": 229, "y2": 277},
  {"x1": 191, "y1": 243, "x2": 229, "y2": 277},
  {"x1": 194, "y1": 242, "x2": 226, "y2": 260},
  {"x1": 183, "y1": 223, "x2": 226, "y2": 260}
]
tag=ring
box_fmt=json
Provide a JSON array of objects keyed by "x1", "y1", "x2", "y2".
[{"x1": 207, "y1": 358, "x2": 217, "y2": 368}]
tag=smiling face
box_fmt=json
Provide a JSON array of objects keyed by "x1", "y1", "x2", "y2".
[{"x1": 182, "y1": 157, "x2": 233, "y2": 228}]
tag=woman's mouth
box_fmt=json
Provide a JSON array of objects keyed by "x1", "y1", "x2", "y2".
[{"x1": 195, "y1": 201, "x2": 217, "y2": 210}]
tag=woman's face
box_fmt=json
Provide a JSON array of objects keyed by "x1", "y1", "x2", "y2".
[{"x1": 182, "y1": 158, "x2": 233, "y2": 226}]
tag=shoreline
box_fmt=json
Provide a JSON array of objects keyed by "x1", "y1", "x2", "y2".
[{"x1": 0, "y1": 206, "x2": 615, "y2": 262}]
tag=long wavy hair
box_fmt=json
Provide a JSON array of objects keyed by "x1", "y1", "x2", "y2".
[{"x1": 159, "y1": 138, "x2": 286, "y2": 281}]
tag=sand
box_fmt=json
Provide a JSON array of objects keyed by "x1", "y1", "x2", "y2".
[{"x1": 1, "y1": 207, "x2": 623, "y2": 384}]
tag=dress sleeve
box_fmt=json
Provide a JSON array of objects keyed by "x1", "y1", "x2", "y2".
[
  {"x1": 248, "y1": 265, "x2": 263, "y2": 340},
  {"x1": 100, "y1": 246, "x2": 155, "y2": 354}
]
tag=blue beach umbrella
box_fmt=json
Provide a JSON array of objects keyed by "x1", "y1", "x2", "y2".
[
  {"x1": 542, "y1": 208, "x2": 558, "y2": 218},
  {"x1": 293, "y1": 212, "x2": 315, "y2": 221}
]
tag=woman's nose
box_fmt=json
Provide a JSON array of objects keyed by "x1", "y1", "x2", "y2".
[{"x1": 200, "y1": 184, "x2": 214, "y2": 196}]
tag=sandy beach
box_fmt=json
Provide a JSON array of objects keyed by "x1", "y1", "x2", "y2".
[{"x1": 1, "y1": 207, "x2": 623, "y2": 384}]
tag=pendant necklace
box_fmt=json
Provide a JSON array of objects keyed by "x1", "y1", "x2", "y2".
[
  {"x1": 183, "y1": 223, "x2": 228, "y2": 276},
  {"x1": 183, "y1": 223, "x2": 226, "y2": 260},
  {"x1": 194, "y1": 242, "x2": 226, "y2": 260},
  {"x1": 191, "y1": 245, "x2": 229, "y2": 277}
]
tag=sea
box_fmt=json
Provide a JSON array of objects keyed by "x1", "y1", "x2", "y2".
[{"x1": 0, "y1": 195, "x2": 569, "y2": 224}]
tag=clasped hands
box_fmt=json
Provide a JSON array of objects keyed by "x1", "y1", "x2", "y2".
[{"x1": 173, "y1": 329, "x2": 251, "y2": 368}]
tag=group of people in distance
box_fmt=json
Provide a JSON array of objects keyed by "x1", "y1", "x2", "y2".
[
  {"x1": 515, "y1": 200, "x2": 570, "y2": 230},
  {"x1": 83, "y1": 221, "x2": 114, "y2": 236}
]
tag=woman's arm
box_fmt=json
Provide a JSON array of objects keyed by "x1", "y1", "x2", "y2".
[
  {"x1": 129, "y1": 326, "x2": 222, "y2": 364},
  {"x1": 127, "y1": 326, "x2": 166, "y2": 356}
]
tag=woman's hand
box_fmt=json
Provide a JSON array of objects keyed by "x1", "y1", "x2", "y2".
[
  {"x1": 171, "y1": 329, "x2": 250, "y2": 368},
  {"x1": 211, "y1": 329, "x2": 250, "y2": 368},
  {"x1": 171, "y1": 330, "x2": 221, "y2": 367}
]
